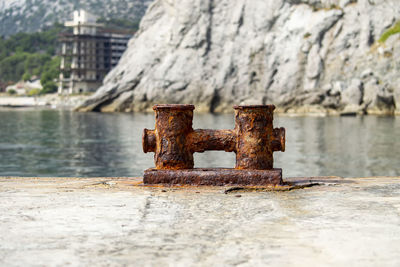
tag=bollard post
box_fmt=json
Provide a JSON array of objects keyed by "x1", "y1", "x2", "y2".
[{"x1": 143, "y1": 104, "x2": 285, "y2": 186}]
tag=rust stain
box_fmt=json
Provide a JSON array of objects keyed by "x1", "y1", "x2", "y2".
[{"x1": 142, "y1": 104, "x2": 286, "y2": 186}]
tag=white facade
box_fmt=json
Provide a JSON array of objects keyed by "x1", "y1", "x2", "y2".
[{"x1": 65, "y1": 10, "x2": 102, "y2": 35}]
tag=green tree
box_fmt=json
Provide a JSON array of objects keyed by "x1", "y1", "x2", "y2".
[
  {"x1": 0, "y1": 52, "x2": 28, "y2": 81},
  {"x1": 0, "y1": 23, "x2": 64, "y2": 85},
  {"x1": 8, "y1": 89, "x2": 17, "y2": 95},
  {"x1": 40, "y1": 71, "x2": 53, "y2": 85},
  {"x1": 24, "y1": 53, "x2": 51, "y2": 76},
  {"x1": 40, "y1": 81, "x2": 58, "y2": 94},
  {"x1": 22, "y1": 73, "x2": 31, "y2": 81}
]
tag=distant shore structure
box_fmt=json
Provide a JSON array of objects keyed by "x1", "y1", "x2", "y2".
[{"x1": 58, "y1": 10, "x2": 133, "y2": 95}]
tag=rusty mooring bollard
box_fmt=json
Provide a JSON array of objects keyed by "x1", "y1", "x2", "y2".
[{"x1": 143, "y1": 104, "x2": 285, "y2": 186}]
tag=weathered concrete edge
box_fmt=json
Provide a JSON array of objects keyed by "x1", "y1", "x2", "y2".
[{"x1": 1, "y1": 176, "x2": 398, "y2": 193}]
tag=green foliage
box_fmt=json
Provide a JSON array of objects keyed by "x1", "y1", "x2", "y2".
[
  {"x1": 379, "y1": 21, "x2": 400, "y2": 43},
  {"x1": 0, "y1": 23, "x2": 64, "y2": 93},
  {"x1": 25, "y1": 53, "x2": 51, "y2": 76},
  {"x1": 40, "y1": 71, "x2": 53, "y2": 86},
  {"x1": 0, "y1": 23, "x2": 64, "y2": 61},
  {"x1": 22, "y1": 73, "x2": 31, "y2": 81},
  {"x1": 27, "y1": 88, "x2": 41, "y2": 96},
  {"x1": 40, "y1": 81, "x2": 58, "y2": 94},
  {"x1": 43, "y1": 57, "x2": 61, "y2": 81},
  {"x1": 0, "y1": 52, "x2": 28, "y2": 81},
  {"x1": 8, "y1": 89, "x2": 17, "y2": 95},
  {"x1": 0, "y1": 52, "x2": 60, "y2": 85}
]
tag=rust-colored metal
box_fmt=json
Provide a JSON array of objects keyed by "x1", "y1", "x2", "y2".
[
  {"x1": 143, "y1": 168, "x2": 283, "y2": 186},
  {"x1": 234, "y1": 105, "x2": 285, "y2": 170},
  {"x1": 142, "y1": 104, "x2": 285, "y2": 186}
]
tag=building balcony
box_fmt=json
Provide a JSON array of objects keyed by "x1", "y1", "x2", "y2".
[{"x1": 60, "y1": 65, "x2": 72, "y2": 70}]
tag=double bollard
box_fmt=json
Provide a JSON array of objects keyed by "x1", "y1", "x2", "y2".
[{"x1": 143, "y1": 104, "x2": 285, "y2": 186}]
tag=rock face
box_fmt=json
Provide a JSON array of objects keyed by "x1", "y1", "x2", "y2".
[
  {"x1": 77, "y1": 0, "x2": 400, "y2": 115},
  {"x1": 0, "y1": 0, "x2": 152, "y2": 36}
]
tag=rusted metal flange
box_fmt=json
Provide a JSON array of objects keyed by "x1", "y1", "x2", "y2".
[{"x1": 144, "y1": 168, "x2": 283, "y2": 186}]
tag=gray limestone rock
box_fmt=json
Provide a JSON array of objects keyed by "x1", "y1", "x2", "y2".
[
  {"x1": 77, "y1": 0, "x2": 400, "y2": 115},
  {"x1": 342, "y1": 79, "x2": 363, "y2": 106}
]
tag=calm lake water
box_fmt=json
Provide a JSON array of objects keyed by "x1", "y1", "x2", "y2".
[{"x1": 0, "y1": 108, "x2": 399, "y2": 178}]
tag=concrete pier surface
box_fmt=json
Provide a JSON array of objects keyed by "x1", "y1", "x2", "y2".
[{"x1": 1, "y1": 177, "x2": 400, "y2": 266}]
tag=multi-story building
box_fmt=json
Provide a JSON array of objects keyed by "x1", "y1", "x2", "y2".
[{"x1": 58, "y1": 10, "x2": 132, "y2": 94}]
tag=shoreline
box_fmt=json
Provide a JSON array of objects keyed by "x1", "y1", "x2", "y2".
[
  {"x1": 0, "y1": 94, "x2": 90, "y2": 110},
  {"x1": 1, "y1": 95, "x2": 399, "y2": 116}
]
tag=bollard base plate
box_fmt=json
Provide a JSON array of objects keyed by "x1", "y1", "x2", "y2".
[{"x1": 143, "y1": 168, "x2": 283, "y2": 186}]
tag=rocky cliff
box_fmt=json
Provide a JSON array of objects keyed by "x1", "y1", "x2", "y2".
[
  {"x1": 77, "y1": 0, "x2": 400, "y2": 115},
  {"x1": 0, "y1": 0, "x2": 152, "y2": 36}
]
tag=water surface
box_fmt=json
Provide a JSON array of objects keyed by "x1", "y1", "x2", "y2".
[{"x1": 0, "y1": 109, "x2": 399, "y2": 177}]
